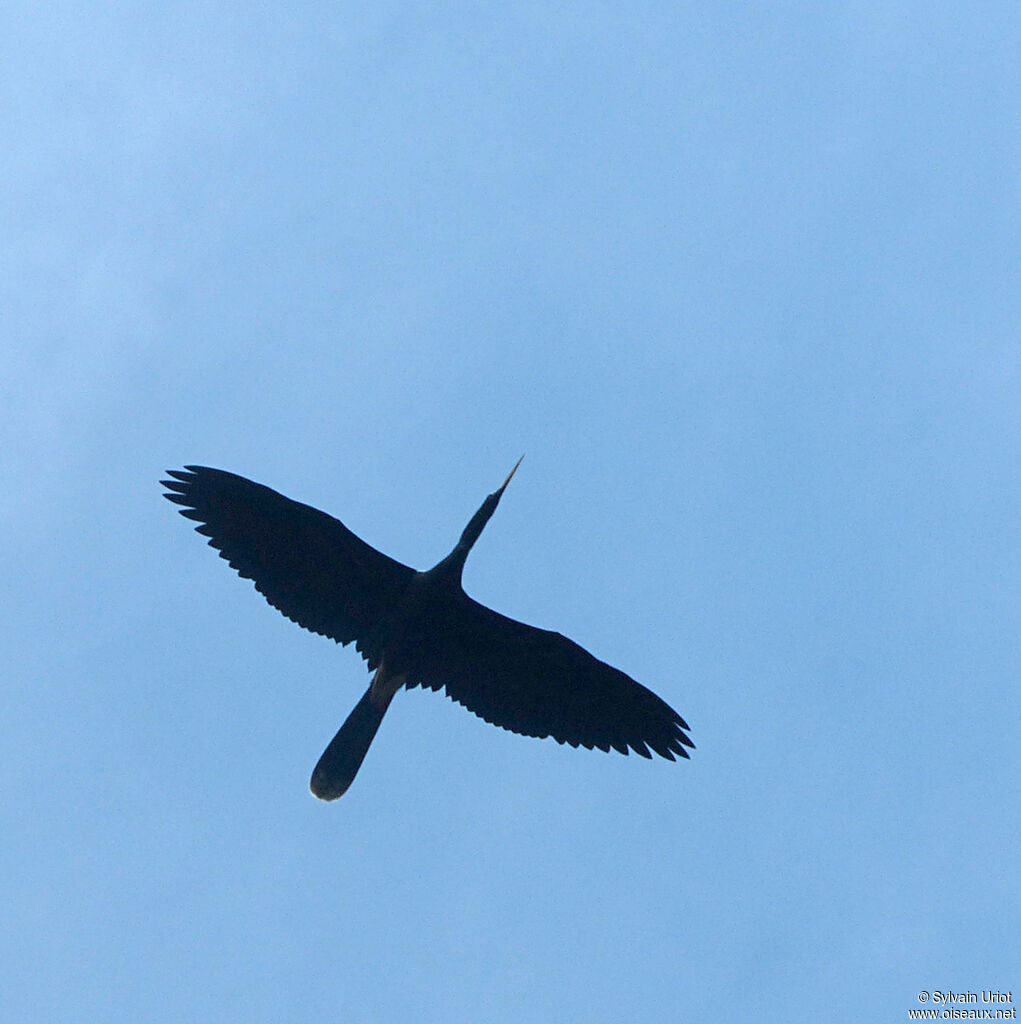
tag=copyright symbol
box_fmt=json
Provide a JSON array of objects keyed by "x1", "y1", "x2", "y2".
[{"x1": 919, "y1": 992, "x2": 930, "y2": 1003}]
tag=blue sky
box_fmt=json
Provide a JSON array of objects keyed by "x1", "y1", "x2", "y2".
[{"x1": 3, "y1": 2, "x2": 1019, "y2": 1021}]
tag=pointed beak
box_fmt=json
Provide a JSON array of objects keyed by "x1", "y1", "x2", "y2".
[{"x1": 496, "y1": 454, "x2": 525, "y2": 496}]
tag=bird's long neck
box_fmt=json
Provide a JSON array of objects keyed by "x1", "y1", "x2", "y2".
[
  {"x1": 429, "y1": 456, "x2": 523, "y2": 586},
  {"x1": 457, "y1": 491, "x2": 500, "y2": 555},
  {"x1": 430, "y1": 492, "x2": 500, "y2": 586}
]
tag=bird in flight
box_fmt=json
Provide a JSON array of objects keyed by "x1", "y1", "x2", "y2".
[{"x1": 162, "y1": 460, "x2": 693, "y2": 799}]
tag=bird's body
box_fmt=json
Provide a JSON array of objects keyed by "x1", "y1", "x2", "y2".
[{"x1": 162, "y1": 461, "x2": 693, "y2": 799}]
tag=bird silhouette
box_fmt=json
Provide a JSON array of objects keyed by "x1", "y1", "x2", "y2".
[{"x1": 162, "y1": 460, "x2": 693, "y2": 799}]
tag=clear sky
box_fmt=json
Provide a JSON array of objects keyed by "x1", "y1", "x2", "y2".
[{"x1": 3, "y1": 3, "x2": 1019, "y2": 1022}]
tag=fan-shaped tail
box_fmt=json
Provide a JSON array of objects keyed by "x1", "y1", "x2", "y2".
[{"x1": 310, "y1": 684, "x2": 394, "y2": 800}]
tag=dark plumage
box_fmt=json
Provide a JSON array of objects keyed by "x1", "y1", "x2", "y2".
[{"x1": 162, "y1": 461, "x2": 693, "y2": 799}]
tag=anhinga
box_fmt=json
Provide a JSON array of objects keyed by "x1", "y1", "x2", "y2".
[{"x1": 162, "y1": 460, "x2": 693, "y2": 799}]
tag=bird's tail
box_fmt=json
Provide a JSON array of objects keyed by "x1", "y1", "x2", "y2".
[{"x1": 310, "y1": 684, "x2": 395, "y2": 800}]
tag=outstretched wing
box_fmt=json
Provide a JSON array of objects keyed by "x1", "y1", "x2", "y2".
[
  {"x1": 161, "y1": 466, "x2": 414, "y2": 667},
  {"x1": 407, "y1": 596, "x2": 693, "y2": 759}
]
